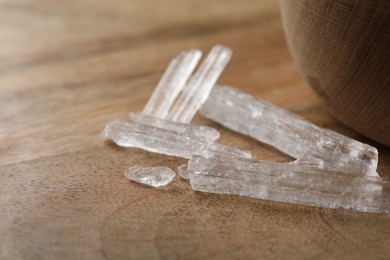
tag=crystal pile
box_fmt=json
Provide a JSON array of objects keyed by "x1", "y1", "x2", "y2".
[
  {"x1": 188, "y1": 155, "x2": 390, "y2": 214},
  {"x1": 104, "y1": 45, "x2": 252, "y2": 187},
  {"x1": 103, "y1": 45, "x2": 389, "y2": 214},
  {"x1": 125, "y1": 165, "x2": 176, "y2": 187},
  {"x1": 200, "y1": 85, "x2": 379, "y2": 177},
  {"x1": 104, "y1": 45, "x2": 243, "y2": 160}
]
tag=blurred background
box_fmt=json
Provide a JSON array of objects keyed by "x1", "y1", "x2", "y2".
[{"x1": 1, "y1": 0, "x2": 317, "y2": 165}]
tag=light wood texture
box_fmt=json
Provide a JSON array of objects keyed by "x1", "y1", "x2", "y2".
[{"x1": 0, "y1": 1, "x2": 389, "y2": 259}]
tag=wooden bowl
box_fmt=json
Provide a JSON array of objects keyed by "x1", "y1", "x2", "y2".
[{"x1": 280, "y1": 0, "x2": 390, "y2": 147}]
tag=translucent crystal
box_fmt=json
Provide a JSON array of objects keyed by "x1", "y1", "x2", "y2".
[
  {"x1": 104, "y1": 118, "x2": 212, "y2": 159},
  {"x1": 290, "y1": 158, "x2": 324, "y2": 169},
  {"x1": 129, "y1": 113, "x2": 220, "y2": 141},
  {"x1": 167, "y1": 45, "x2": 232, "y2": 123},
  {"x1": 178, "y1": 164, "x2": 189, "y2": 179},
  {"x1": 124, "y1": 165, "x2": 175, "y2": 187},
  {"x1": 209, "y1": 143, "x2": 252, "y2": 159},
  {"x1": 104, "y1": 46, "x2": 237, "y2": 161},
  {"x1": 200, "y1": 85, "x2": 379, "y2": 177},
  {"x1": 188, "y1": 155, "x2": 390, "y2": 214},
  {"x1": 142, "y1": 49, "x2": 202, "y2": 118},
  {"x1": 103, "y1": 116, "x2": 251, "y2": 159}
]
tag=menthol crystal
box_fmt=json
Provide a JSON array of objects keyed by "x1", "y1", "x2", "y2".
[
  {"x1": 200, "y1": 85, "x2": 379, "y2": 177},
  {"x1": 167, "y1": 45, "x2": 232, "y2": 123},
  {"x1": 188, "y1": 155, "x2": 389, "y2": 214},
  {"x1": 129, "y1": 113, "x2": 220, "y2": 141},
  {"x1": 124, "y1": 165, "x2": 176, "y2": 187},
  {"x1": 103, "y1": 115, "x2": 251, "y2": 159},
  {"x1": 142, "y1": 49, "x2": 201, "y2": 119}
]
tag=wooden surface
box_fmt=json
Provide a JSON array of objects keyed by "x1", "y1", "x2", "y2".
[{"x1": 0, "y1": 0, "x2": 389, "y2": 259}]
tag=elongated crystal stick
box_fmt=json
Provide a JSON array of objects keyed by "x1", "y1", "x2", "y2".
[
  {"x1": 167, "y1": 45, "x2": 232, "y2": 123},
  {"x1": 104, "y1": 118, "x2": 213, "y2": 159},
  {"x1": 188, "y1": 155, "x2": 390, "y2": 214},
  {"x1": 103, "y1": 116, "x2": 251, "y2": 159},
  {"x1": 125, "y1": 165, "x2": 175, "y2": 187},
  {"x1": 179, "y1": 159, "x2": 325, "y2": 182},
  {"x1": 130, "y1": 113, "x2": 220, "y2": 141},
  {"x1": 200, "y1": 85, "x2": 379, "y2": 177},
  {"x1": 142, "y1": 49, "x2": 202, "y2": 118}
]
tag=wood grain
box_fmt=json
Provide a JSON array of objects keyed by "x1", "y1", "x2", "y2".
[{"x1": 0, "y1": 0, "x2": 389, "y2": 259}]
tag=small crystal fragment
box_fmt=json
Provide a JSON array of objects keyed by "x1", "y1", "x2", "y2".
[
  {"x1": 200, "y1": 85, "x2": 379, "y2": 177},
  {"x1": 124, "y1": 165, "x2": 175, "y2": 187},
  {"x1": 167, "y1": 45, "x2": 232, "y2": 123},
  {"x1": 188, "y1": 155, "x2": 390, "y2": 214},
  {"x1": 142, "y1": 49, "x2": 202, "y2": 118},
  {"x1": 103, "y1": 116, "x2": 251, "y2": 159},
  {"x1": 178, "y1": 164, "x2": 189, "y2": 179}
]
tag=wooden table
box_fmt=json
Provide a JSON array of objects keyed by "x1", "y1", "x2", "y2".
[{"x1": 1, "y1": 0, "x2": 389, "y2": 259}]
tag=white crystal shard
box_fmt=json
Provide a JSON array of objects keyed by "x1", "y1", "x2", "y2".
[
  {"x1": 178, "y1": 164, "x2": 189, "y2": 179},
  {"x1": 125, "y1": 165, "x2": 175, "y2": 187},
  {"x1": 142, "y1": 49, "x2": 202, "y2": 118},
  {"x1": 167, "y1": 45, "x2": 232, "y2": 123},
  {"x1": 103, "y1": 115, "x2": 251, "y2": 159},
  {"x1": 200, "y1": 85, "x2": 379, "y2": 177},
  {"x1": 188, "y1": 155, "x2": 390, "y2": 214}
]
